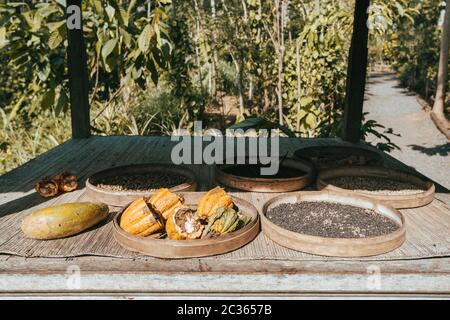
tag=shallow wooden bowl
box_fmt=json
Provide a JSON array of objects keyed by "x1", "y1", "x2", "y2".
[
  {"x1": 294, "y1": 145, "x2": 384, "y2": 170},
  {"x1": 317, "y1": 166, "x2": 435, "y2": 209},
  {"x1": 261, "y1": 191, "x2": 406, "y2": 257},
  {"x1": 113, "y1": 193, "x2": 260, "y2": 258},
  {"x1": 216, "y1": 158, "x2": 315, "y2": 193},
  {"x1": 86, "y1": 164, "x2": 198, "y2": 207}
]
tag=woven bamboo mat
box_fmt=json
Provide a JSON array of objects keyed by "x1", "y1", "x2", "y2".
[{"x1": 0, "y1": 189, "x2": 449, "y2": 261}]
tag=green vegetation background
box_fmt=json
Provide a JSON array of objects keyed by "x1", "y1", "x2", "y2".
[{"x1": 0, "y1": 0, "x2": 448, "y2": 174}]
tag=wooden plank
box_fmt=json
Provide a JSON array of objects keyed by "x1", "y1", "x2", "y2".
[
  {"x1": 2, "y1": 256, "x2": 450, "y2": 275},
  {"x1": 342, "y1": 0, "x2": 370, "y2": 143},
  {"x1": 66, "y1": 0, "x2": 90, "y2": 139},
  {"x1": 0, "y1": 256, "x2": 449, "y2": 295}
]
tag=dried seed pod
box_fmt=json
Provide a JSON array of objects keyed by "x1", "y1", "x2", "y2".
[
  {"x1": 211, "y1": 208, "x2": 240, "y2": 234},
  {"x1": 202, "y1": 208, "x2": 251, "y2": 238},
  {"x1": 197, "y1": 187, "x2": 233, "y2": 220},
  {"x1": 35, "y1": 178, "x2": 59, "y2": 198},
  {"x1": 53, "y1": 172, "x2": 78, "y2": 192},
  {"x1": 148, "y1": 188, "x2": 184, "y2": 220},
  {"x1": 166, "y1": 206, "x2": 204, "y2": 240},
  {"x1": 120, "y1": 198, "x2": 164, "y2": 237}
]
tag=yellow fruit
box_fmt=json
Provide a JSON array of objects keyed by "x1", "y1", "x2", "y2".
[
  {"x1": 120, "y1": 198, "x2": 164, "y2": 236},
  {"x1": 21, "y1": 202, "x2": 109, "y2": 240},
  {"x1": 197, "y1": 187, "x2": 233, "y2": 219},
  {"x1": 148, "y1": 188, "x2": 184, "y2": 220}
]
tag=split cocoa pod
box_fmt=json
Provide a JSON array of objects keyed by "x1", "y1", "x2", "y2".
[
  {"x1": 119, "y1": 189, "x2": 183, "y2": 237},
  {"x1": 120, "y1": 197, "x2": 165, "y2": 237},
  {"x1": 149, "y1": 188, "x2": 184, "y2": 220},
  {"x1": 166, "y1": 206, "x2": 204, "y2": 240}
]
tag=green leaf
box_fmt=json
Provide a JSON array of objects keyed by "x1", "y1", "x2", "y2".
[
  {"x1": 228, "y1": 117, "x2": 296, "y2": 137},
  {"x1": 7, "y1": 96, "x2": 25, "y2": 122},
  {"x1": 105, "y1": 5, "x2": 115, "y2": 22},
  {"x1": 228, "y1": 116, "x2": 267, "y2": 130},
  {"x1": 41, "y1": 89, "x2": 56, "y2": 110},
  {"x1": 93, "y1": 0, "x2": 103, "y2": 13},
  {"x1": 48, "y1": 30, "x2": 63, "y2": 50},
  {"x1": 47, "y1": 20, "x2": 65, "y2": 32},
  {"x1": 101, "y1": 38, "x2": 118, "y2": 61},
  {"x1": 138, "y1": 24, "x2": 153, "y2": 53},
  {"x1": 55, "y1": 90, "x2": 68, "y2": 116},
  {"x1": 119, "y1": 8, "x2": 129, "y2": 26},
  {"x1": 305, "y1": 113, "x2": 316, "y2": 128},
  {"x1": 147, "y1": 57, "x2": 159, "y2": 86},
  {"x1": 0, "y1": 27, "x2": 7, "y2": 49},
  {"x1": 120, "y1": 28, "x2": 132, "y2": 48},
  {"x1": 127, "y1": 0, "x2": 138, "y2": 14},
  {"x1": 300, "y1": 96, "x2": 313, "y2": 107},
  {"x1": 395, "y1": 3, "x2": 404, "y2": 16}
]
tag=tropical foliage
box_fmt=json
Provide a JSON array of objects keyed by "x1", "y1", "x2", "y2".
[
  {"x1": 0, "y1": 0, "x2": 445, "y2": 173},
  {"x1": 379, "y1": 0, "x2": 449, "y2": 109}
]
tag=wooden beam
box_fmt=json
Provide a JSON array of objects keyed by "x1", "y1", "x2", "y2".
[
  {"x1": 342, "y1": 0, "x2": 370, "y2": 143},
  {"x1": 66, "y1": 0, "x2": 90, "y2": 139}
]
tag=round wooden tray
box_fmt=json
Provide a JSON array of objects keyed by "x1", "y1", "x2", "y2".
[
  {"x1": 261, "y1": 191, "x2": 406, "y2": 257},
  {"x1": 293, "y1": 145, "x2": 384, "y2": 170},
  {"x1": 316, "y1": 166, "x2": 435, "y2": 209},
  {"x1": 215, "y1": 158, "x2": 315, "y2": 192},
  {"x1": 86, "y1": 164, "x2": 198, "y2": 207},
  {"x1": 113, "y1": 194, "x2": 260, "y2": 258}
]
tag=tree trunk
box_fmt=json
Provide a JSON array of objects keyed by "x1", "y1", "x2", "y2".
[
  {"x1": 210, "y1": 0, "x2": 218, "y2": 96},
  {"x1": 296, "y1": 39, "x2": 302, "y2": 131},
  {"x1": 248, "y1": 76, "x2": 253, "y2": 104},
  {"x1": 231, "y1": 53, "x2": 245, "y2": 116},
  {"x1": 432, "y1": 0, "x2": 450, "y2": 116},
  {"x1": 275, "y1": 0, "x2": 285, "y2": 126},
  {"x1": 263, "y1": 87, "x2": 271, "y2": 112}
]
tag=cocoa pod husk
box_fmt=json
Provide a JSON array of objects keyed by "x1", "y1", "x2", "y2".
[
  {"x1": 53, "y1": 171, "x2": 78, "y2": 193},
  {"x1": 35, "y1": 178, "x2": 59, "y2": 198},
  {"x1": 166, "y1": 206, "x2": 204, "y2": 240}
]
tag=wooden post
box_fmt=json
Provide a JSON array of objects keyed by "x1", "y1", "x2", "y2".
[
  {"x1": 66, "y1": 0, "x2": 90, "y2": 139},
  {"x1": 342, "y1": 0, "x2": 370, "y2": 143}
]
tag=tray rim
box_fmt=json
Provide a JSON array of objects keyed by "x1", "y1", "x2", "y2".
[
  {"x1": 113, "y1": 194, "x2": 260, "y2": 258},
  {"x1": 316, "y1": 166, "x2": 435, "y2": 209},
  {"x1": 85, "y1": 163, "x2": 198, "y2": 206},
  {"x1": 215, "y1": 157, "x2": 315, "y2": 192},
  {"x1": 261, "y1": 191, "x2": 406, "y2": 257},
  {"x1": 293, "y1": 145, "x2": 384, "y2": 169}
]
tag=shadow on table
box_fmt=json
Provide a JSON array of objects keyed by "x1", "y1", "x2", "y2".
[{"x1": 408, "y1": 143, "x2": 450, "y2": 157}]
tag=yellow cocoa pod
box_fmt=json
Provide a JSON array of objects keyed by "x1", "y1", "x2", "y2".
[
  {"x1": 197, "y1": 187, "x2": 233, "y2": 220},
  {"x1": 166, "y1": 206, "x2": 204, "y2": 240},
  {"x1": 148, "y1": 188, "x2": 184, "y2": 220},
  {"x1": 21, "y1": 202, "x2": 109, "y2": 240},
  {"x1": 120, "y1": 198, "x2": 164, "y2": 236}
]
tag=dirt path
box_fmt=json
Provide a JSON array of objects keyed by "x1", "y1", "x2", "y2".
[{"x1": 364, "y1": 73, "x2": 450, "y2": 189}]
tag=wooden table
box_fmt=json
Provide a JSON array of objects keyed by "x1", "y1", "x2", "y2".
[{"x1": 1, "y1": 136, "x2": 449, "y2": 298}]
